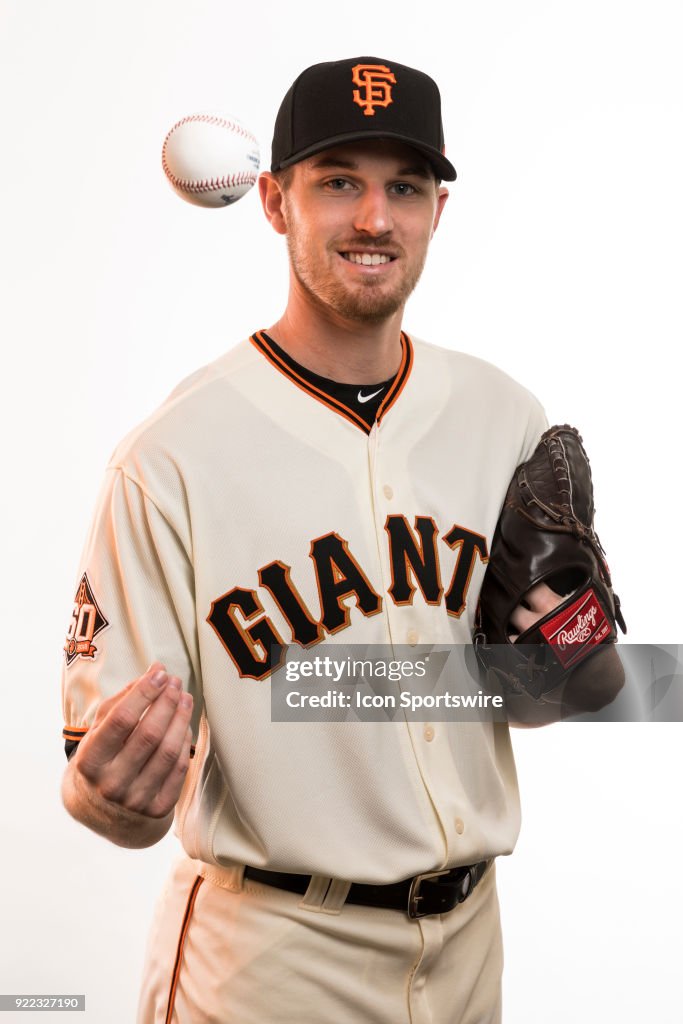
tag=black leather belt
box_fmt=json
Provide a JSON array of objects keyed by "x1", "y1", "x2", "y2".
[{"x1": 243, "y1": 860, "x2": 491, "y2": 920}]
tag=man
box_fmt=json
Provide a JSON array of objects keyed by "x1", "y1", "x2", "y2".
[{"x1": 60, "y1": 57, "x2": 620, "y2": 1023}]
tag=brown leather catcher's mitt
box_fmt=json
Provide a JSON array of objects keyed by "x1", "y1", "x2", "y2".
[{"x1": 474, "y1": 425, "x2": 627, "y2": 701}]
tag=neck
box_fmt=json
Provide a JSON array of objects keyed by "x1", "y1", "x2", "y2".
[{"x1": 266, "y1": 285, "x2": 405, "y2": 385}]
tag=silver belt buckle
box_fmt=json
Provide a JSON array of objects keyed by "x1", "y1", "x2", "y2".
[{"x1": 407, "y1": 869, "x2": 452, "y2": 919}]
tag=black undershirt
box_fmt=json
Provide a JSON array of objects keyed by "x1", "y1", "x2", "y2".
[{"x1": 261, "y1": 332, "x2": 397, "y2": 429}]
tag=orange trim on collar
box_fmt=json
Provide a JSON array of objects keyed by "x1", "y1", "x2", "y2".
[
  {"x1": 377, "y1": 332, "x2": 413, "y2": 424},
  {"x1": 249, "y1": 331, "x2": 413, "y2": 434},
  {"x1": 250, "y1": 332, "x2": 370, "y2": 433}
]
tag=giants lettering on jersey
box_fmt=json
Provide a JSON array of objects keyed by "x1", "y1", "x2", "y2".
[{"x1": 207, "y1": 515, "x2": 489, "y2": 679}]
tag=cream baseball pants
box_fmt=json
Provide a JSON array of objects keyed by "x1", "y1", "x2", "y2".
[{"x1": 136, "y1": 855, "x2": 504, "y2": 1024}]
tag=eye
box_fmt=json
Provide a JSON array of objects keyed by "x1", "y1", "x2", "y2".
[
  {"x1": 391, "y1": 182, "x2": 418, "y2": 196},
  {"x1": 324, "y1": 177, "x2": 354, "y2": 191}
]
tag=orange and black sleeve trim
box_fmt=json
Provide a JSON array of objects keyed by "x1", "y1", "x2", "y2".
[
  {"x1": 62, "y1": 726, "x2": 196, "y2": 761},
  {"x1": 63, "y1": 726, "x2": 88, "y2": 760}
]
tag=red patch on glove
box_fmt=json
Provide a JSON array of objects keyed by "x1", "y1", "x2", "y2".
[{"x1": 539, "y1": 588, "x2": 611, "y2": 669}]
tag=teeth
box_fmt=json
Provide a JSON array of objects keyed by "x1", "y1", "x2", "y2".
[{"x1": 342, "y1": 252, "x2": 392, "y2": 265}]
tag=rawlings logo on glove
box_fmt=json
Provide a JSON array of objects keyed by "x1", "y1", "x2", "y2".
[{"x1": 474, "y1": 425, "x2": 626, "y2": 701}]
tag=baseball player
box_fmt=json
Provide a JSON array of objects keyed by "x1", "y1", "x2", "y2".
[{"x1": 60, "y1": 57, "x2": 623, "y2": 1024}]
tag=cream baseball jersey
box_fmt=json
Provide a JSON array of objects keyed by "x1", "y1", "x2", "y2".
[{"x1": 61, "y1": 332, "x2": 547, "y2": 884}]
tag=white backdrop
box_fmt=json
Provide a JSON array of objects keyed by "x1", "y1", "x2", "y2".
[{"x1": 2, "y1": 0, "x2": 682, "y2": 1021}]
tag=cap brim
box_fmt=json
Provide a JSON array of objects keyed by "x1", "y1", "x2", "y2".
[{"x1": 273, "y1": 130, "x2": 457, "y2": 181}]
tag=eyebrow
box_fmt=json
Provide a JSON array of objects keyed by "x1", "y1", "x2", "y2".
[{"x1": 310, "y1": 156, "x2": 434, "y2": 180}]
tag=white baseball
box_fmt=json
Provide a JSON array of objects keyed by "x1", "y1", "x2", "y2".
[{"x1": 162, "y1": 112, "x2": 260, "y2": 209}]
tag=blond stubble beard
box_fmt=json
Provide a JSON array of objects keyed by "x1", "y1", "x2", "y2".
[{"x1": 282, "y1": 201, "x2": 429, "y2": 325}]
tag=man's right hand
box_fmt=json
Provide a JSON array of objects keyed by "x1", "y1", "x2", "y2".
[{"x1": 62, "y1": 663, "x2": 194, "y2": 846}]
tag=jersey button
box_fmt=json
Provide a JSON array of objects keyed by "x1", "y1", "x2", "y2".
[
  {"x1": 383, "y1": 484, "x2": 394, "y2": 500},
  {"x1": 455, "y1": 817, "x2": 465, "y2": 835},
  {"x1": 407, "y1": 629, "x2": 419, "y2": 646},
  {"x1": 423, "y1": 725, "x2": 435, "y2": 742}
]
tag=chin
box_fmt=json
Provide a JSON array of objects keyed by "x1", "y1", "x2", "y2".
[
  {"x1": 334, "y1": 299, "x2": 403, "y2": 324},
  {"x1": 329, "y1": 284, "x2": 408, "y2": 323},
  {"x1": 295, "y1": 264, "x2": 411, "y2": 324}
]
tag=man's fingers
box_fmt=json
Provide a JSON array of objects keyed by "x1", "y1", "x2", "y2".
[
  {"x1": 72, "y1": 661, "x2": 194, "y2": 818},
  {"x1": 99, "y1": 676, "x2": 189, "y2": 795},
  {"x1": 148, "y1": 724, "x2": 194, "y2": 820},
  {"x1": 524, "y1": 581, "x2": 564, "y2": 612},
  {"x1": 80, "y1": 664, "x2": 173, "y2": 766},
  {"x1": 115, "y1": 682, "x2": 193, "y2": 790},
  {"x1": 125, "y1": 710, "x2": 194, "y2": 818},
  {"x1": 509, "y1": 607, "x2": 536, "y2": 636},
  {"x1": 509, "y1": 582, "x2": 564, "y2": 640}
]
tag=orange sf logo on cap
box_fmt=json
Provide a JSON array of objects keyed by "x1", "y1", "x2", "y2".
[{"x1": 351, "y1": 64, "x2": 397, "y2": 117}]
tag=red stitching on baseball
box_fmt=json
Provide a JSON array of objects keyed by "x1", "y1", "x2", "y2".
[
  {"x1": 162, "y1": 166, "x2": 258, "y2": 194},
  {"x1": 162, "y1": 115, "x2": 259, "y2": 194},
  {"x1": 163, "y1": 113, "x2": 259, "y2": 148}
]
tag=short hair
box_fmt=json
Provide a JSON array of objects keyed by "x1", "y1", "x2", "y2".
[{"x1": 272, "y1": 166, "x2": 294, "y2": 191}]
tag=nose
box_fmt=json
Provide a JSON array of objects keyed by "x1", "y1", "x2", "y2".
[{"x1": 352, "y1": 184, "x2": 393, "y2": 237}]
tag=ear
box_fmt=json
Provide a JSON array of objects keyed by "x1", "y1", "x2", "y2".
[
  {"x1": 430, "y1": 186, "x2": 450, "y2": 238},
  {"x1": 258, "y1": 172, "x2": 288, "y2": 235}
]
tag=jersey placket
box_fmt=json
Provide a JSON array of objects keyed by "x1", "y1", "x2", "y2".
[{"x1": 367, "y1": 416, "x2": 454, "y2": 867}]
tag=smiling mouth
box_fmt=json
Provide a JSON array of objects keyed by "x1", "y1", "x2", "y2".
[{"x1": 340, "y1": 252, "x2": 396, "y2": 266}]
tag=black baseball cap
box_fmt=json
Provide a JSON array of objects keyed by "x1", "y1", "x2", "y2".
[{"x1": 271, "y1": 56, "x2": 456, "y2": 182}]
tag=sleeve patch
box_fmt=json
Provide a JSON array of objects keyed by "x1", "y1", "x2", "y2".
[{"x1": 63, "y1": 572, "x2": 110, "y2": 666}]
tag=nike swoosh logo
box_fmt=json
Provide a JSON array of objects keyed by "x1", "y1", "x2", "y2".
[{"x1": 357, "y1": 388, "x2": 384, "y2": 404}]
